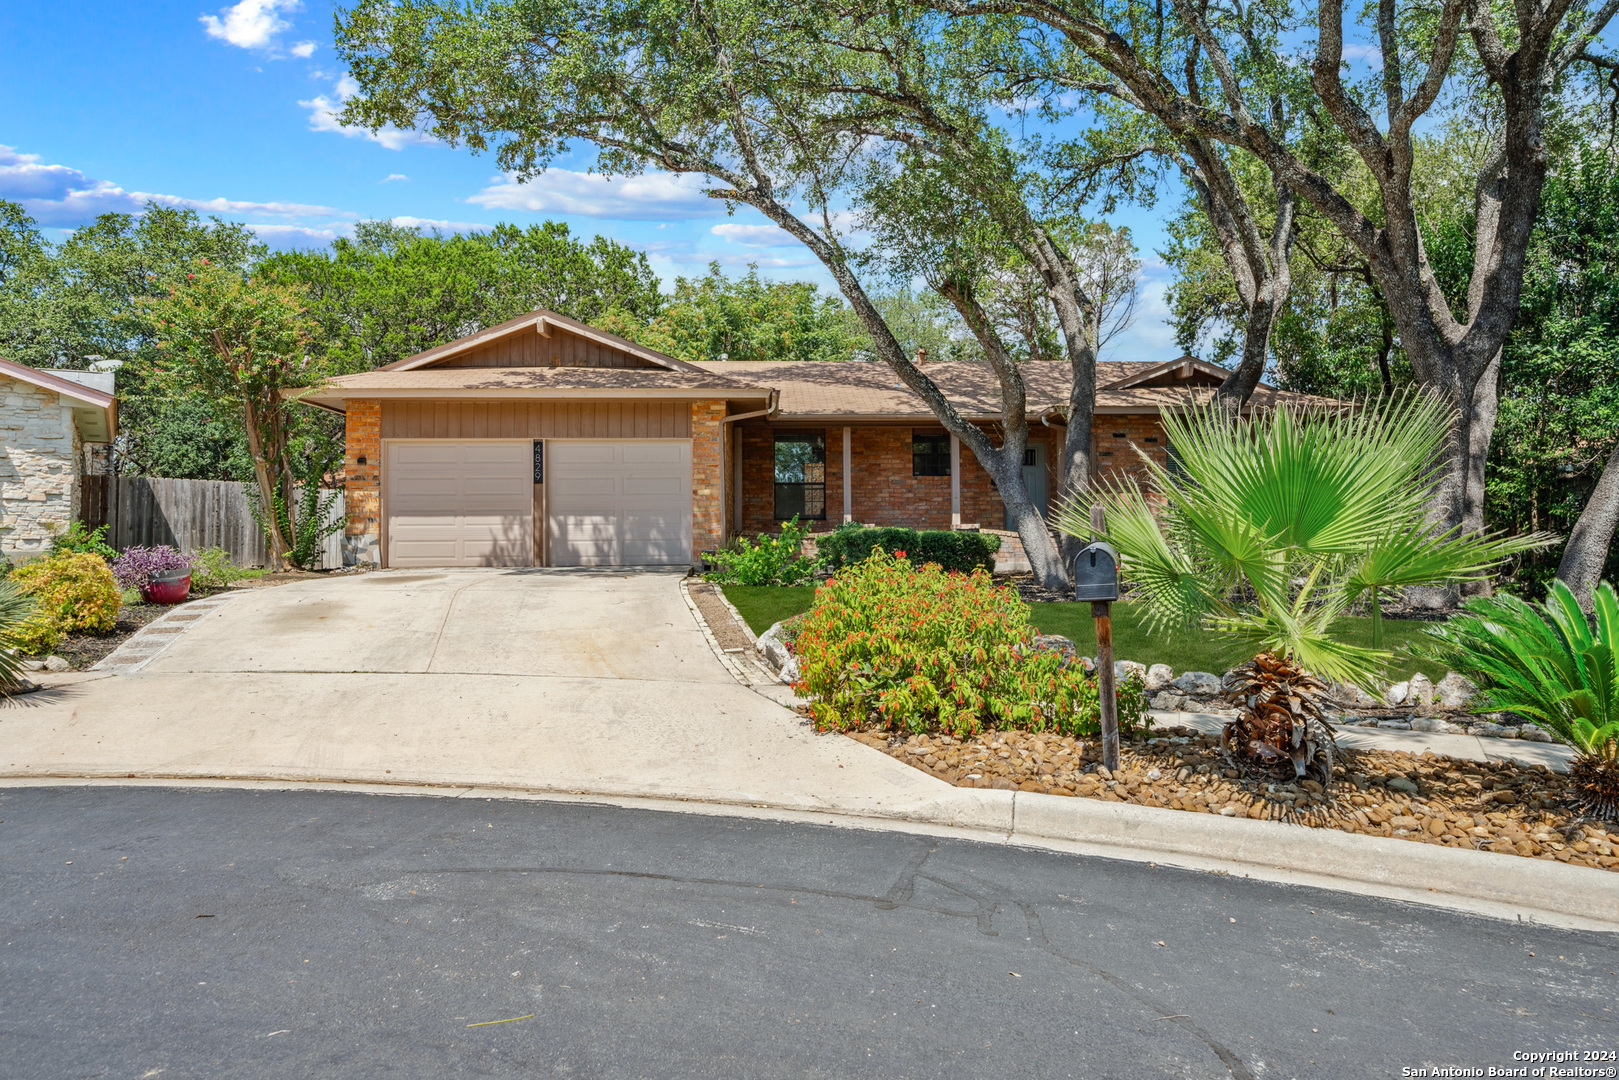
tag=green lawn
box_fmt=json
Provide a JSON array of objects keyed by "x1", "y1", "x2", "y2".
[{"x1": 720, "y1": 584, "x2": 1446, "y2": 682}]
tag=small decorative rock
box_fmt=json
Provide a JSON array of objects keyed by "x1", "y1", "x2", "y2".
[
  {"x1": 1149, "y1": 691, "x2": 1188, "y2": 712},
  {"x1": 1386, "y1": 776, "x2": 1420, "y2": 794},
  {"x1": 778, "y1": 655, "x2": 800, "y2": 685},
  {"x1": 1435, "y1": 672, "x2": 1477, "y2": 710},
  {"x1": 19, "y1": 659, "x2": 45, "y2": 672},
  {"x1": 1518, "y1": 727, "x2": 1553, "y2": 744},
  {"x1": 1407, "y1": 673, "x2": 1435, "y2": 707},
  {"x1": 1145, "y1": 663, "x2": 1174, "y2": 691},
  {"x1": 756, "y1": 621, "x2": 792, "y2": 672},
  {"x1": 1172, "y1": 671, "x2": 1223, "y2": 696},
  {"x1": 1384, "y1": 681, "x2": 1410, "y2": 707},
  {"x1": 1330, "y1": 682, "x2": 1379, "y2": 708},
  {"x1": 1114, "y1": 659, "x2": 1146, "y2": 683},
  {"x1": 42, "y1": 655, "x2": 70, "y2": 673},
  {"x1": 1409, "y1": 717, "x2": 1464, "y2": 735}
]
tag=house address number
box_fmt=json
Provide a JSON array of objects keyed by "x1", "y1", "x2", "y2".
[{"x1": 532, "y1": 440, "x2": 544, "y2": 483}]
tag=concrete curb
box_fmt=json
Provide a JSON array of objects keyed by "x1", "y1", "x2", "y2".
[{"x1": 7, "y1": 768, "x2": 1614, "y2": 932}]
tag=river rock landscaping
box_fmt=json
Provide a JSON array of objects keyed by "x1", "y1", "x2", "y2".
[{"x1": 843, "y1": 725, "x2": 1619, "y2": 872}]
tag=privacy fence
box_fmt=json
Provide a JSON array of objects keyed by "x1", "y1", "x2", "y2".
[{"x1": 77, "y1": 476, "x2": 346, "y2": 569}]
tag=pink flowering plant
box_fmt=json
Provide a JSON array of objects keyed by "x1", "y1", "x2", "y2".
[
  {"x1": 111, "y1": 545, "x2": 192, "y2": 591},
  {"x1": 793, "y1": 549, "x2": 1135, "y2": 739}
]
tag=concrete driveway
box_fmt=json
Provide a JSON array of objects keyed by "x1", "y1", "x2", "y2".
[{"x1": 0, "y1": 570, "x2": 959, "y2": 820}]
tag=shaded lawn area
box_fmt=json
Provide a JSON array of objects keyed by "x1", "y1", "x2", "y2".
[{"x1": 720, "y1": 585, "x2": 1445, "y2": 683}]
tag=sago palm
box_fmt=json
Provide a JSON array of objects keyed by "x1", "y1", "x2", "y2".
[
  {"x1": 0, "y1": 580, "x2": 40, "y2": 691},
  {"x1": 1054, "y1": 391, "x2": 1546, "y2": 782},
  {"x1": 1425, "y1": 580, "x2": 1619, "y2": 818}
]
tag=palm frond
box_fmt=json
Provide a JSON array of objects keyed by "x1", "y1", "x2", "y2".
[{"x1": 0, "y1": 581, "x2": 39, "y2": 691}]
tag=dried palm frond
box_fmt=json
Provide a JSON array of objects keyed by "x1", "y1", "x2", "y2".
[{"x1": 1222, "y1": 651, "x2": 1338, "y2": 783}]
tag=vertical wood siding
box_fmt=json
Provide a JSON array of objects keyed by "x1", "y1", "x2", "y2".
[
  {"x1": 435, "y1": 325, "x2": 660, "y2": 369},
  {"x1": 381, "y1": 400, "x2": 692, "y2": 439}
]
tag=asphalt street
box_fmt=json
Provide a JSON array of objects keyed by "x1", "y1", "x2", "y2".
[{"x1": 2, "y1": 786, "x2": 1615, "y2": 1080}]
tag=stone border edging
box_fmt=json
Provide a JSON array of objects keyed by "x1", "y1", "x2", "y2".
[
  {"x1": 678, "y1": 577, "x2": 766, "y2": 685},
  {"x1": 91, "y1": 591, "x2": 240, "y2": 675}
]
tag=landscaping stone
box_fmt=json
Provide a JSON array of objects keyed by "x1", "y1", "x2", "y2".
[
  {"x1": 42, "y1": 655, "x2": 69, "y2": 672},
  {"x1": 1149, "y1": 691, "x2": 1188, "y2": 712},
  {"x1": 1115, "y1": 659, "x2": 1146, "y2": 683},
  {"x1": 755, "y1": 621, "x2": 792, "y2": 674},
  {"x1": 1330, "y1": 682, "x2": 1380, "y2": 708},
  {"x1": 1385, "y1": 681, "x2": 1410, "y2": 706},
  {"x1": 845, "y1": 726, "x2": 1618, "y2": 872},
  {"x1": 1436, "y1": 672, "x2": 1477, "y2": 709},
  {"x1": 1145, "y1": 663, "x2": 1174, "y2": 691},
  {"x1": 1409, "y1": 717, "x2": 1464, "y2": 734},
  {"x1": 1407, "y1": 673, "x2": 1435, "y2": 707},
  {"x1": 1518, "y1": 728, "x2": 1553, "y2": 743},
  {"x1": 1172, "y1": 671, "x2": 1223, "y2": 696}
]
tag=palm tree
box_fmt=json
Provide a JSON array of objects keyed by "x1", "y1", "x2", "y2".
[
  {"x1": 0, "y1": 580, "x2": 39, "y2": 692},
  {"x1": 1054, "y1": 391, "x2": 1546, "y2": 782},
  {"x1": 1425, "y1": 580, "x2": 1619, "y2": 818}
]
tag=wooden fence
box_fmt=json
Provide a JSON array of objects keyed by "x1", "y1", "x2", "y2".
[{"x1": 78, "y1": 476, "x2": 346, "y2": 569}]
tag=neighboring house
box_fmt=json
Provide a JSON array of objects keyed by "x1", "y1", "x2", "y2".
[
  {"x1": 297, "y1": 309, "x2": 1309, "y2": 570},
  {"x1": 0, "y1": 358, "x2": 116, "y2": 559}
]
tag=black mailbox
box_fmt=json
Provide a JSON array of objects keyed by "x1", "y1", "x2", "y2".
[{"x1": 1073, "y1": 541, "x2": 1119, "y2": 602}]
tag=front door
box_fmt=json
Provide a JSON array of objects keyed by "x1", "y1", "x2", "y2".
[{"x1": 1004, "y1": 443, "x2": 1048, "y2": 529}]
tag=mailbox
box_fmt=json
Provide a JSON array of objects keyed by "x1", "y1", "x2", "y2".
[{"x1": 1073, "y1": 541, "x2": 1119, "y2": 602}]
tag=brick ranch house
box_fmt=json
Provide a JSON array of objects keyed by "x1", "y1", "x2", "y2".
[
  {"x1": 0, "y1": 358, "x2": 116, "y2": 559},
  {"x1": 297, "y1": 309, "x2": 1307, "y2": 570}
]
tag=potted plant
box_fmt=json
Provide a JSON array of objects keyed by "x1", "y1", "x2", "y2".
[{"x1": 111, "y1": 545, "x2": 194, "y2": 605}]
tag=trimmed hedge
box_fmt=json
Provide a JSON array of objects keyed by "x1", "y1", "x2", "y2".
[{"x1": 815, "y1": 524, "x2": 1001, "y2": 575}]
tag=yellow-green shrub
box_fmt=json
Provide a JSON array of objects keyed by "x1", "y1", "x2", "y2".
[{"x1": 11, "y1": 552, "x2": 121, "y2": 653}]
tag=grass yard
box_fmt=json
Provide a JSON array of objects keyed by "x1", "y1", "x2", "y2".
[{"x1": 720, "y1": 584, "x2": 1445, "y2": 683}]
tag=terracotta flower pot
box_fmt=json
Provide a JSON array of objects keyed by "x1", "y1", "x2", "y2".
[{"x1": 140, "y1": 569, "x2": 191, "y2": 605}]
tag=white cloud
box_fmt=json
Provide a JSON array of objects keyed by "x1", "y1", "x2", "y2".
[
  {"x1": 710, "y1": 222, "x2": 794, "y2": 246},
  {"x1": 200, "y1": 0, "x2": 302, "y2": 52},
  {"x1": 388, "y1": 215, "x2": 490, "y2": 233},
  {"x1": 300, "y1": 75, "x2": 436, "y2": 150},
  {"x1": 468, "y1": 169, "x2": 722, "y2": 220},
  {"x1": 290, "y1": 41, "x2": 316, "y2": 58},
  {"x1": 0, "y1": 144, "x2": 340, "y2": 227},
  {"x1": 379, "y1": 173, "x2": 409, "y2": 184},
  {"x1": 1341, "y1": 43, "x2": 1383, "y2": 68},
  {"x1": 244, "y1": 222, "x2": 345, "y2": 247}
]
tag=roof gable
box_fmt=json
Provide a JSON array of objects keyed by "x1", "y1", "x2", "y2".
[
  {"x1": 1101, "y1": 354, "x2": 1236, "y2": 390},
  {"x1": 382, "y1": 309, "x2": 701, "y2": 374},
  {"x1": 0, "y1": 358, "x2": 117, "y2": 441}
]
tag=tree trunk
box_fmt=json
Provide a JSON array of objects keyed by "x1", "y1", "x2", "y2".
[
  {"x1": 1557, "y1": 441, "x2": 1619, "y2": 611},
  {"x1": 241, "y1": 396, "x2": 291, "y2": 569}
]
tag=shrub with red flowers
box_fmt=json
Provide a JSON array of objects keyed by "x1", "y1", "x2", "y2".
[{"x1": 793, "y1": 549, "x2": 1138, "y2": 739}]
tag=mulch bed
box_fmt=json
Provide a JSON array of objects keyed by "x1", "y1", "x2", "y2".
[
  {"x1": 52, "y1": 603, "x2": 169, "y2": 670},
  {"x1": 686, "y1": 581, "x2": 756, "y2": 652},
  {"x1": 844, "y1": 725, "x2": 1619, "y2": 873}
]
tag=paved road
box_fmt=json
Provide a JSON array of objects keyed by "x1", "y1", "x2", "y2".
[{"x1": 3, "y1": 786, "x2": 1615, "y2": 1079}]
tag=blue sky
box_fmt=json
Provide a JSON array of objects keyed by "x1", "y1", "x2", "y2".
[{"x1": 1, "y1": 0, "x2": 1189, "y2": 358}]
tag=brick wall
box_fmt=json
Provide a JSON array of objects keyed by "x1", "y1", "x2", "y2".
[
  {"x1": 691, "y1": 400, "x2": 726, "y2": 560},
  {"x1": 343, "y1": 399, "x2": 381, "y2": 566},
  {"x1": 734, "y1": 416, "x2": 1165, "y2": 536}
]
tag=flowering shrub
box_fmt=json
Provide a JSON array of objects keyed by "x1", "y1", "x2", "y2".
[
  {"x1": 793, "y1": 549, "x2": 1104, "y2": 739},
  {"x1": 816, "y1": 523, "x2": 1001, "y2": 574},
  {"x1": 10, "y1": 552, "x2": 122, "y2": 654},
  {"x1": 705, "y1": 516, "x2": 818, "y2": 586},
  {"x1": 111, "y1": 545, "x2": 192, "y2": 591}
]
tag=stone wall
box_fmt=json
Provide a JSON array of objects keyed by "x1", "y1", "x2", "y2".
[
  {"x1": 690, "y1": 400, "x2": 727, "y2": 559},
  {"x1": 0, "y1": 379, "x2": 80, "y2": 558}
]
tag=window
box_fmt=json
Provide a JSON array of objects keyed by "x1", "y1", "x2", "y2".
[
  {"x1": 912, "y1": 432, "x2": 951, "y2": 476},
  {"x1": 1165, "y1": 438, "x2": 1186, "y2": 480},
  {"x1": 774, "y1": 433, "x2": 826, "y2": 520}
]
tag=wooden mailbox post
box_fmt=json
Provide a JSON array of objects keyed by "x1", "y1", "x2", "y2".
[{"x1": 1073, "y1": 505, "x2": 1121, "y2": 772}]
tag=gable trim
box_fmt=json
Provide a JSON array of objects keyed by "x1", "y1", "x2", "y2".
[
  {"x1": 380, "y1": 308, "x2": 703, "y2": 374},
  {"x1": 1100, "y1": 354, "x2": 1243, "y2": 391}
]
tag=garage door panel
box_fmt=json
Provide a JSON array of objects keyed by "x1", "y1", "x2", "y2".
[
  {"x1": 547, "y1": 439, "x2": 692, "y2": 567},
  {"x1": 387, "y1": 441, "x2": 533, "y2": 568}
]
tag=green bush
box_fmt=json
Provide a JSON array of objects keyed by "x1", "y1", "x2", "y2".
[
  {"x1": 49, "y1": 522, "x2": 116, "y2": 561},
  {"x1": 815, "y1": 522, "x2": 1001, "y2": 575},
  {"x1": 10, "y1": 552, "x2": 122, "y2": 654},
  {"x1": 705, "y1": 516, "x2": 819, "y2": 586},
  {"x1": 188, "y1": 546, "x2": 255, "y2": 590},
  {"x1": 793, "y1": 549, "x2": 1124, "y2": 739}
]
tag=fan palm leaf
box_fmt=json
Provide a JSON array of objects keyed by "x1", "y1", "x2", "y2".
[{"x1": 0, "y1": 580, "x2": 39, "y2": 691}]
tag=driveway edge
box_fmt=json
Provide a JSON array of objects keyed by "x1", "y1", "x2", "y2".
[{"x1": 6, "y1": 772, "x2": 1613, "y2": 932}]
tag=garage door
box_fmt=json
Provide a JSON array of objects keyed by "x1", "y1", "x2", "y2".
[
  {"x1": 547, "y1": 440, "x2": 692, "y2": 566},
  {"x1": 386, "y1": 441, "x2": 533, "y2": 568}
]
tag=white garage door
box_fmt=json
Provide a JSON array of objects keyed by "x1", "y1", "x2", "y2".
[
  {"x1": 547, "y1": 440, "x2": 692, "y2": 566},
  {"x1": 386, "y1": 441, "x2": 533, "y2": 568}
]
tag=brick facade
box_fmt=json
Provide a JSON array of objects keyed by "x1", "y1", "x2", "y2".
[
  {"x1": 343, "y1": 399, "x2": 382, "y2": 567},
  {"x1": 690, "y1": 400, "x2": 726, "y2": 558},
  {"x1": 735, "y1": 417, "x2": 1167, "y2": 536}
]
